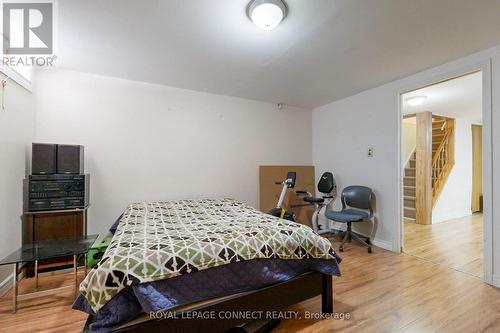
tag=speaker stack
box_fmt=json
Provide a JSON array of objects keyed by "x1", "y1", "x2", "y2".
[{"x1": 25, "y1": 143, "x2": 90, "y2": 211}]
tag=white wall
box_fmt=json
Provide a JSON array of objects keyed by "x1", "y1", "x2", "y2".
[
  {"x1": 0, "y1": 79, "x2": 35, "y2": 288},
  {"x1": 313, "y1": 82, "x2": 397, "y2": 250},
  {"x1": 312, "y1": 44, "x2": 500, "y2": 286},
  {"x1": 33, "y1": 69, "x2": 312, "y2": 235},
  {"x1": 402, "y1": 119, "x2": 416, "y2": 166},
  {"x1": 432, "y1": 118, "x2": 473, "y2": 223}
]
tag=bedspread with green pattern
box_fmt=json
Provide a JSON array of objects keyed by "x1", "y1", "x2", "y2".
[{"x1": 79, "y1": 198, "x2": 338, "y2": 312}]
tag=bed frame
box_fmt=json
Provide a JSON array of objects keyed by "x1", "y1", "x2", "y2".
[{"x1": 83, "y1": 272, "x2": 333, "y2": 333}]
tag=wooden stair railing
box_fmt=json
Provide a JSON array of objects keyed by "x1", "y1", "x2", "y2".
[
  {"x1": 431, "y1": 118, "x2": 455, "y2": 206},
  {"x1": 403, "y1": 115, "x2": 455, "y2": 223}
]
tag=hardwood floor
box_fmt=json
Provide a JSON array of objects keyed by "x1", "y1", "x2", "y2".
[
  {"x1": 0, "y1": 270, "x2": 88, "y2": 333},
  {"x1": 404, "y1": 214, "x2": 483, "y2": 278},
  {"x1": 1, "y1": 233, "x2": 499, "y2": 333}
]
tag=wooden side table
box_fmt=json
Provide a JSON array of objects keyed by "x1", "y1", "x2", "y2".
[{"x1": 23, "y1": 207, "x2": 88, "y2": 275}]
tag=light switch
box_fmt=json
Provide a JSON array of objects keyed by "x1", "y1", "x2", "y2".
[{"x1": 368, "y1": 147, "x2": 374, "y2": 157}]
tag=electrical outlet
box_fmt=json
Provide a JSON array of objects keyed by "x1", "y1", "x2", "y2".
[{"x1": 368, "y1": 147, "x2": 374, "y2": 157}]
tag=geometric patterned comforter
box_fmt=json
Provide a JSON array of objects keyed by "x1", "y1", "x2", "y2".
[{"x1": 79, "y1": 198, "x2": 339, "y2": 312}]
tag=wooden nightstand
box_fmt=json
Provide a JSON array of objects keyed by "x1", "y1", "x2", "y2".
[{"x1": 22, "y1": 206, "x2": 88, "y2": 276}]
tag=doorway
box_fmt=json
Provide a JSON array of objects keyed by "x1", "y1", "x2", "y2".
[{"x1": 399, "y1": 71, "x2": 486, "y2": 279}]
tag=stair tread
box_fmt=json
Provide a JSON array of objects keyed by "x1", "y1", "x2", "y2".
[{"x1": 403, "y1": 196, "x2": 415, "y2": 200}]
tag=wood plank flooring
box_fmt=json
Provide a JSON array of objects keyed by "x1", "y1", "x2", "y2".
[
  {"x1": 404, "y1": 214, "x2": 483, "y2": 278},
  {"x1": 0, "y1": 270, "x2": 88, "y2": 333},
  {"x1": 1, "y1": 233, "x2": 499, "y2": 333}
]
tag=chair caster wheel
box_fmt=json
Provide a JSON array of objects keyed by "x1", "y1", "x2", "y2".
[
  {"x1": 339, "y1": 245, "x2": 344, "y2": 252},
  {"x1": 367, "y1": 247, "x2": 372, "y2": 253}
]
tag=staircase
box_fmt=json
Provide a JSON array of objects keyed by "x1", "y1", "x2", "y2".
[
  {"x1": 403, "y1": 115, "x2": 455, "y2": 221},
  {"x1": 403, "y1": 152, "x2": 416, "y2": 219}
]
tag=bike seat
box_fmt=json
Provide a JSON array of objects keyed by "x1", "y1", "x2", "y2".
[{"x1": 303, "y1": 197, "x2": 325, "y2": 204}]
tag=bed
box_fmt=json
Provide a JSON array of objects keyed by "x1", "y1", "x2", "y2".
[{"x1": 75, "y1": 198, "x2": 341, "y2": 332}]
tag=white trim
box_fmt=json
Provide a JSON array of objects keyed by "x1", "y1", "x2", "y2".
[
  {"x1": 493, "y1": 275, "x2": 500, "y2": 288},
  {"x1": 0, "y1": 268, "x2": 23, "y2": 297},
  {"x1": 395, "y1": 60, "x2": 493, "y2": 285},
  {"x1": 0, "y1": 264, "x2": 80, "y2": 298},
  {"x1": 481, "y1": 60, "x2": 493, "y2": 285},
  {"x1": 0, "y1": 64, "x2": 32, "y2": 92},
  {"x1": 326, "y1": 227, "x2": 392, "y2": 251},
  {"x1": 372, "y1": 238, "x2": 393, "y2": 251},
  {"x1": 0, "y1": 272, "x2": 13, "y2": 298},
  {"x1": 432, "y1": 210, "x2": 473, "y2": 224},
  {"x1": 395, "y1": 89, "x2": 403, "y2": 253}
]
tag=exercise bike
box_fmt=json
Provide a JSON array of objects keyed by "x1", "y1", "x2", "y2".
[
  {"x1": 267, "y1": 171, "x2": 296, "y2": 221},
  {"x1": 296, "y1": 172, "x2": 337, "y2": 234}
]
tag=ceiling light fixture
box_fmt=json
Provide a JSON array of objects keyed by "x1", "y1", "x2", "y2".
[
  {"x1": 247, "y1": 0, "x2": 287, "y2": 31},
  {"x1": 405, "y1": 95, "x2": 427, "y2": 106}
]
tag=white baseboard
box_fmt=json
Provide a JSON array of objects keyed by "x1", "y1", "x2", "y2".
[
  {"x1": 0, "y1": 265, "x2": 31, "y2": 298},
  {"x1": 432, "y1": 210, "x2": 472, "y2": 224},
  {"x1": 0, "y1": 265, "x2": 84, "y2": 298},
  {"x1": 329, "y1": 227, "x2": 393, "y2": 252},
  {"x1": 493, "y1": 275, "x2": 500, "y2": 288},
  {"x1": 0, "y1": 273, "x2": 14, "y2": 298},
  {"x1": 372, "y1": 238, "x2": 393, "y2": 251}
]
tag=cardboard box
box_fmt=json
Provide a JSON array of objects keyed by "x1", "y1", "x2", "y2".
[{"x1": 259, "y1": 165, "x2": 316, "y2": 227}]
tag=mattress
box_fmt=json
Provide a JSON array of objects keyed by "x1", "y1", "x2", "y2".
[{"x1": 74, "y1": 198, "x2": 341, "y2": 332}]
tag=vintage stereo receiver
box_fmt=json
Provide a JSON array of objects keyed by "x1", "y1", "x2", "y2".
[{"x1": 24, "y1": 174, "x2": 90, "y2": 211}]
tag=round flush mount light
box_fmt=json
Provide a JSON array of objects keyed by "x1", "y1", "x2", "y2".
[
  {"x1": 247, "y1": 0, "x2": 288, "y2": 31},
  {"x1": 405, "y1": 95, "x2": 427, "y2": 106}
]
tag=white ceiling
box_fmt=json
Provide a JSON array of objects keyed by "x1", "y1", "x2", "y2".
[
  {"x1": 402, "y1": 71, "x2": 482, "y2": 124},
  {"x1": 56, "y1": 0, "x2": 500, "y2": 109}
]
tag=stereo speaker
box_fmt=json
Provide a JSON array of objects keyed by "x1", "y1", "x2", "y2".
[
  {"x1": 32, "y1": 143, "x2": 57, "y2": 175},
  {"x1": 57, "y1": 145, "x2": 84, "y2": 174}
]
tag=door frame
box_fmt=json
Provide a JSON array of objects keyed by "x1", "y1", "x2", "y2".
[{"x1": 394, "y1": 60, "x2": 493, "y2": 284}]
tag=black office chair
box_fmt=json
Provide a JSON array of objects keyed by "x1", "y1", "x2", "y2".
[
  {"x1": 296, "y1": 172, "x2": 336, "y2": 234},
  {"x1": 325, "y1": 186, "x2": 373, "y2": 253}
]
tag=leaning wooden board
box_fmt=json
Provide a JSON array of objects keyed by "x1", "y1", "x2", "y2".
[{"x1": 259, "y1": 165, "x2": 316, "y2": 228}]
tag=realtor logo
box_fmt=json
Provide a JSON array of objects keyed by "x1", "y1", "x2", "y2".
[{"x1": 2, "y1": 1, "x2": 53, "y2": 54}]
